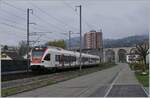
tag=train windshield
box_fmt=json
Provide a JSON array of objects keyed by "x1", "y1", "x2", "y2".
[
  {"x1": 32, "y1": 47, "x2": 46, "y2": 58},
  {"x1": 32, "y1": 51, "x2": 44, "y2": 58}
]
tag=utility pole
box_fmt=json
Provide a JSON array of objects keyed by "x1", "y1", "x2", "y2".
[
  {"x1": 27, "y1": 8, "x2": 33, "y2": 72},
  {"x1": 76, "y1": 5, "x2": 82, "y2": 71},
  {"x1": 69, "y1": 31, "x2": 71, "y2": 50}
]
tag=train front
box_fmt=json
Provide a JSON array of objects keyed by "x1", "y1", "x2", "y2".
[{"x1": 30, "y1": 46, "x2": 47, "y2": 71}]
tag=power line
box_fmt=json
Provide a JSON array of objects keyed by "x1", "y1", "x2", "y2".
[
  {"x1": 28, "y1": 1, "x2": 78, "y2": 31},
  {"x1": 0, "y1": 29, "x2": 27, "y2": 38},
  {"x1": 0, "y1": 22, "x2": 26, "y2": 31},
  {"x1": 62, "y1": 0, "x2": 76, "y2": 12},
  {"x1": 25, "y1": 2, "x2": 67, "y2": 32},
  {"x1": 0, "y1": 15, "x2": 48, "y2": 32},
  {"x1": 0, "y1": 7, "x2": 54, "y2": 33},
  {"x1": 62, "y1": 1, "x2": 96, "y2": 30},
  {"x1": 1, "y1": 1, "x2": 63, "y2": 33},
  {"x1": 1, "y1": 1, "x2": 70, "y2": 40},
  {"x1": 1, "y1": 10, "x2": 67, "y2": 39},
  {"x1": 0, "y1": 16, "x2": 24, "y2": 25},
  {"x1": 32, "y1": 13, "x2": 66, "y2": 32},
  {"x1": 2, "y1": 1, "x2": 26, "y2": 13},
  {"x1": 1, "y1": 8, "x2": 26, "y2": 20}
]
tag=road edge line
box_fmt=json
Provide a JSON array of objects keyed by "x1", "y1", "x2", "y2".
[
  {"x1": 140, "y1": 85, "x2": 149, "y2": 97},
  {"x1": 104, "y1": 69, "x2": 122, "y2": 97}
]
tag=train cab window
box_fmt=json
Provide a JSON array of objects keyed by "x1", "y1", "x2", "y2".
[{"x1": 44, "y1": 54, "x2": 51, "y2": 61}]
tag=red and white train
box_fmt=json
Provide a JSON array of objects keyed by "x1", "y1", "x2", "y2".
[{"x1": 30, "y1": 46, "x2": 100, "y2": 71}]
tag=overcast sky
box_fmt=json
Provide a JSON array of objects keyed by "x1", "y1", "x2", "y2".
[{"x1": 0, "y1": 0, "x2": 149, "y2": 46}]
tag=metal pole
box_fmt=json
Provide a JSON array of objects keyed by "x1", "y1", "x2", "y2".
[
  {"x1": 69, "y1": 31, "x2": 71, "y2": 50},
  {"x1": 79, "y1": 5, "x2": 82, "y2": 71},
  {"x1": 27, "y1": 8, "x2": 33, "y2": 72},
  {"x1": 27, "y1": 8, "x2": 30, "y2": 72},
  {"x1": 27, "y1": 8, "x2": 29, "y2": 72},
  {"x1": 75, "y1": 5, "x2": 82, "y2": 71}
]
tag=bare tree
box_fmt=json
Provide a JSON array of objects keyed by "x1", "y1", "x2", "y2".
[
  {"x1": 3, "y1": 45, "x2": 8, "y2": 52},
  {"x1": 136, "y1": 41, "x2": 149, "y2": 71},
  {"x1": 18, "y1": 40, "x2": 28, "y2": 56}
]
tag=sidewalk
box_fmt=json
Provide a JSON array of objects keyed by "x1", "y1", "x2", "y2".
[
  {"x1": 115, "y1": 63, "x2": 139, "y2": 85},
  {"x1": 106, "y1": 63, "x2": 148, "y2": 97}
]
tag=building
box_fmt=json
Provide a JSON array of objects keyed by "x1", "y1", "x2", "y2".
[
  {"x1": 0, "y1": 51, "x2": 24, "y2": 60},
  {"x1": 126, "y1": 53, "x2": 140, "y2": 63},
  {"x1": 84, "y1": 30, "x2": 103, "y2": 49}
]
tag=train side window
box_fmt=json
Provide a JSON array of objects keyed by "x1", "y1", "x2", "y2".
[
  {"x1": 55, "y1": 55, "x2": 58, "y2": 61},
  {"x1": 55, "y1": 55, "x2": 61, "y2": 61},
  {"x1": 44, "y1": 54, "x2": 51, "y2": 61}
]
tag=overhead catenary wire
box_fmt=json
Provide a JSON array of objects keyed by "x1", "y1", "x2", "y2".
[
  {"x1": 62, "y1": 1, "x2": 97, "y2": 30},
  {"x1": 32, "y1": 13, "x2": 67, "y2": 33},
  {"x1": 1, "y1": 1, "x2": 66, "y2": 33},
  {"x1": 1, "y1": 1, "x2": 72, "y2": 45},
  {"x1": 0, "y1": 16, "x2": 24, "y2": 25},
  {"x1": 28, "y1": 1, "x2": 78, "y2": 31},
  {"x1": 1, "y1": 8, "x2": 26, "y2": 20},
  {"x1": 2, "y1": 1, "x2": 26, "y2": 13},
  {"x1": 62, "y1": 0, "x2": 76, "y2": 12},
  {"x1": 1, "y1": 3, "x2": 43, "y2": 32},
  {"x1": 0, "y1": 22, "x2": 26, "y2": 31},
  {"x1": 0, "y1": 29, "x2": 27, "y2": 38},
  {"x1": 1, "y1": 1, "x2": 81, "y2": 37},
  {"x1": 0, "y1": 15, "x2": 48, "y2": 33},
  {"x1": 0, "y1": 4, "x2": 53, "y2": 32},
  {"x1": 25, "y1": 1, "x2": 68, "y2": 33}
]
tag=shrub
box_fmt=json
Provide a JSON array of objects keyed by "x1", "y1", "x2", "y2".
[{"x1": 130, "y1": 63, "x2": 147, "y2": 71}]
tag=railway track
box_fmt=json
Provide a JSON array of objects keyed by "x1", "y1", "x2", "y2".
[
  {"x1": 1, "y1": 66, "x2": 98, "y2": 89},
  {"x1": 1, "y1": 71, "x2": 49, "y2": 82},
  {"x1": 2, "y1": 65, "x2": 98, "y2": 82},
  {"x1": 2, "y1": 72, "x2": 63, "y2": 89}
]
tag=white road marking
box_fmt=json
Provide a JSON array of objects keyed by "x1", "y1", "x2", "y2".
[
  {"x1": 140, "y1": 84, "x2": 149, "y2": 97},
  {"x1": 104, "y1": 69, "x2": 122, "y2": 97}
]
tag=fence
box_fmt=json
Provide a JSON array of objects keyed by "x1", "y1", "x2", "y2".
[{"x1": 1, "y1": 60, "x2": 29, "y2": 72}]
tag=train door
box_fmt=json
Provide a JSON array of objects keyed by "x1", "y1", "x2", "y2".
[
  {"x1": 69, "y1": 55, "x2": 71, "y2": 67},
  {"x1": 43, "y1": 53, "x2": 51, "y2": 67},
  {"x1": 61, "y1": 54, "x2": 64, "y2": 67}
]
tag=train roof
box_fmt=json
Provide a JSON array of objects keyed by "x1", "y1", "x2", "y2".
[
  {"x1": 33, "y1": 46, "x2": 99, "y2": 58},
  {"x1": 52, "y1": 48, "x2": 99, "y2": 58}
]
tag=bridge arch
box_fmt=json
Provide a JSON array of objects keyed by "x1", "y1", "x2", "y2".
[
  {"x1": 103, "y1": 47, "x2": 135, "y2": 63},
  {"x1": 118, "y1": 49, "x2": 127, "y2": 62},
  {"x1": 130, "y1": 48, "x2": 137, "y2": 54}
]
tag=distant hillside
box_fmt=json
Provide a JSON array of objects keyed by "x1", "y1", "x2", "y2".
[
  {"x1": 103, "y1": 35, "x2": 149, "y2": 48},
  {"x1": 65, "y1": 34, "x2": 149, "y2": 48},
  {"x1": 65, "y1": 37, "x2": 83, "y2": 48}
]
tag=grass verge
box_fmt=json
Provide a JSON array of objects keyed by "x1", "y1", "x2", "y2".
[
  {"x1": 135, "y1": 71, "x2": 149, "y2": 87},
  {"x1": 2, "y1": 63, "x2": 116, "y2": 97},
  {"x1": 128, "y1": 63, "x2": 149, "y2": 87}
]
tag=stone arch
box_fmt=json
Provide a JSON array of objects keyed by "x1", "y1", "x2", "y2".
[
  {"x1": 130, "y1": 48, "x2": 137, "y2": 54},
  {"x1": 118, "y1": 49, "x2": 127, "y2": 62},
  {"x1": 105, "y1": 49, "x2": 115, "y2": 62},
  {"x1": 128, "y1": 48, "x2": 139, "y2": 63}
]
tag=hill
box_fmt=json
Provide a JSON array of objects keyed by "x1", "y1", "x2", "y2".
[
  {"x1": 65, "y1": 34, "x2": 149, "y2": 48},
  {"x1": 103, "y1": 34, "x2": 149, "y2": 48}
]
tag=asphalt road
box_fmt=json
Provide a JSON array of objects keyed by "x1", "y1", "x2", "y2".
[{"x1": 10, "y1": 63, "x2": 148, "y2": 97}]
